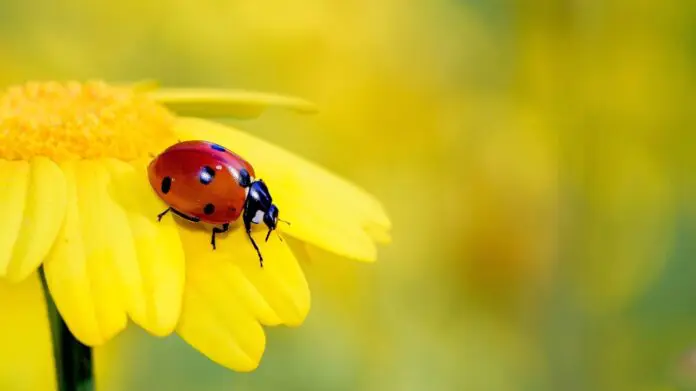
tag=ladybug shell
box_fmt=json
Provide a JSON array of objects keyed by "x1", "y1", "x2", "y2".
[{"x1": 148, "y1": 140, "x2": 256, "y2": 225}]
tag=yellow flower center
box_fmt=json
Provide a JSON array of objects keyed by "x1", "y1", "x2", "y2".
[{"x1": 0, "y1": 80, "x2": 177, "y2": 161}]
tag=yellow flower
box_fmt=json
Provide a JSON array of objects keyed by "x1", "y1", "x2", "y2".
[{"x1": 0, "y1": 80, "x2": 390, "y2": 371}]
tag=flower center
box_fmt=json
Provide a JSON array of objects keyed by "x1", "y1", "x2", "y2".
[{"x1": 0, "y1": 81, "x2": 177, "y2": 161}]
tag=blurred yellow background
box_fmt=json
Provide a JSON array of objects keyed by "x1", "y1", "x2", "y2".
[{"x1": 0, "y1": 0, "x2": 695, "y2": 390}]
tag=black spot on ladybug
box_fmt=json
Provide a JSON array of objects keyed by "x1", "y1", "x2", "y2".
[
  {"x1": 203, "y1": 203, "x2": 216, "y2": 215},
  {"x1": 210, "y1": 143, "x2": 226, "y2": 152},
  {"x1": 161, "y1": 176, "x2": 172, "y2": 194},
  {"x1": 199, "y1": 166, "x2": 215, "y2": 185}
]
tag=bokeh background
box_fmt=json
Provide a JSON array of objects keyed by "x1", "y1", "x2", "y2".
[{"x1": 0, "y1": 1, "x2": 695, "y2": 390}]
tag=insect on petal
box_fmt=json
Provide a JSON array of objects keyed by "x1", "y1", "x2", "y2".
[{"x1": 174, "y1": 117, "x2": 387, "y2": 262}]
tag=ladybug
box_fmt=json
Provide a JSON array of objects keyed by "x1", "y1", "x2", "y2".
[{"x1": 148, "y1": 140, "x2": 283, "y2": 267}]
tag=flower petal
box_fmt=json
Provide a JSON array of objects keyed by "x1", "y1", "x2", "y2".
[
  {"x1": 149, "y1": 88, "x2": 317, "y2": 119},
  {"x1": 179, "y1": 231, "x2": 280, "y2": 327},
  {"x1": 176, "y1": 222, "x2": 309, "y2": 371},
  {"x1": 105, "y1": 158, "x2": 186, "y2": 336},
  {"x1": 74, "y1": 159, "x2": 145, "y2": 329},
  {"x1": 0, "y1": 273, "x2": 56, "y2": 391},
  {"x1": 43, "y1": 160, "x2": 127, "y2": 345},
  {"x1": 0, "y1": 160, "x2": 30, "y2": 275},
  {"x1": 177, "y1": 282, "x2": 266, "y2": 372},
  {"x1": 279, "y1": 207, "x2": 378, "y2": 262},
  {"x1": 178, "y1": 221, "x2": 310, "y2": 326},
  {"x1": 5, "y1": 157, "x2": 67, "y2": 282},
  {"x1": 173, "y1": 117, "x2": 389, "y2": 261}
]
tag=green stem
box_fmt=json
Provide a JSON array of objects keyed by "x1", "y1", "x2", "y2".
[{"x1": 39, "y1": 266, "x2": 95, "y2": 391}]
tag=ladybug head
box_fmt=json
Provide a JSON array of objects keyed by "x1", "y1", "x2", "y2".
[
  {"x1": 263, "y1": 204, "x2": 290, "y2": 242},
  {"x1": 246, "y1": 180, "x2": 290, "y2": 242},
  {"x1": 263, "y1": 204, "x2": 279, "y2": 241},
  {"x1": 264, "y1": 204, "x2": 279, "y2": 229}
]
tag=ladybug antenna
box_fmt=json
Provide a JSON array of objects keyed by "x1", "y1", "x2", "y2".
[{"x1": 277, "y1": 218, "x2": 291, "y2": 226}]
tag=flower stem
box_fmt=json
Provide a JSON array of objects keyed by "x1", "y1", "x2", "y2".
[{"x1": 39, "y1": 266, "x2": 95, "y2": 391}]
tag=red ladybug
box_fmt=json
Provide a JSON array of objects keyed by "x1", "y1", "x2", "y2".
[{"x1": 148, "y1": 140, "x2": 282, "y2": 267}]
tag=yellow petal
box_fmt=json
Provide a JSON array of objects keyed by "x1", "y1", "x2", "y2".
[
  {"x1": 278, "y1": 206, "x2": 378, "y2": 262},
  {"x1": 177, "y1": 283, "x2": 266, "y2": 372},
  {"x1": 0, "y1": 273, "x2": 55, "y2": 391},
  {"x1": 173, "y1": 117, "x2": 389, "y2": 261},
  {"x1": 43, "y1": 160, "x2": 127, "y2": 345},
  {"x1": 177, "y1": 220, "x2": 308, "y2": 371},
  {"x1": 179, "y1": 231, "x2": 280, "y2": 327},
  {"x1": 149, "y1": 88, "x2": 317, "y2": 119},
  {"x1": 75, "y1": 159, "x2": 146, "y2": 328},
  {"x1": 105, "y1": 158, "x2": 186, "y2": 336},
  {"x1": 178, "y1": 221, "x2": 310, "y2": 327},
  {"x1": 5, "y1": 157, "x2": 67, "y2": 282},
  {"x1": 0, "y1": 160, "x2": 30, "y2": 275}
]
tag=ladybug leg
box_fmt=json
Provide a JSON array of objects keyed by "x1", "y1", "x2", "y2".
[
  {"x1": 247, "y1": 231, "x2": 263, "y2": 268},
  {"x1": 210, "y1": 223, "x2": 229, "y2": 250},
  {"x1": 157, "y1": 207, "x2": 171, "y2": 221},
  {"x1": 172, "y1": 209, "x2": 200, "y2": 222},
  {"x1": 244, "y1": 219, "x2": 264, "y2": 268},
  {"x1": 157, "y1": 207, "x2": 200, "y2": 223}
]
